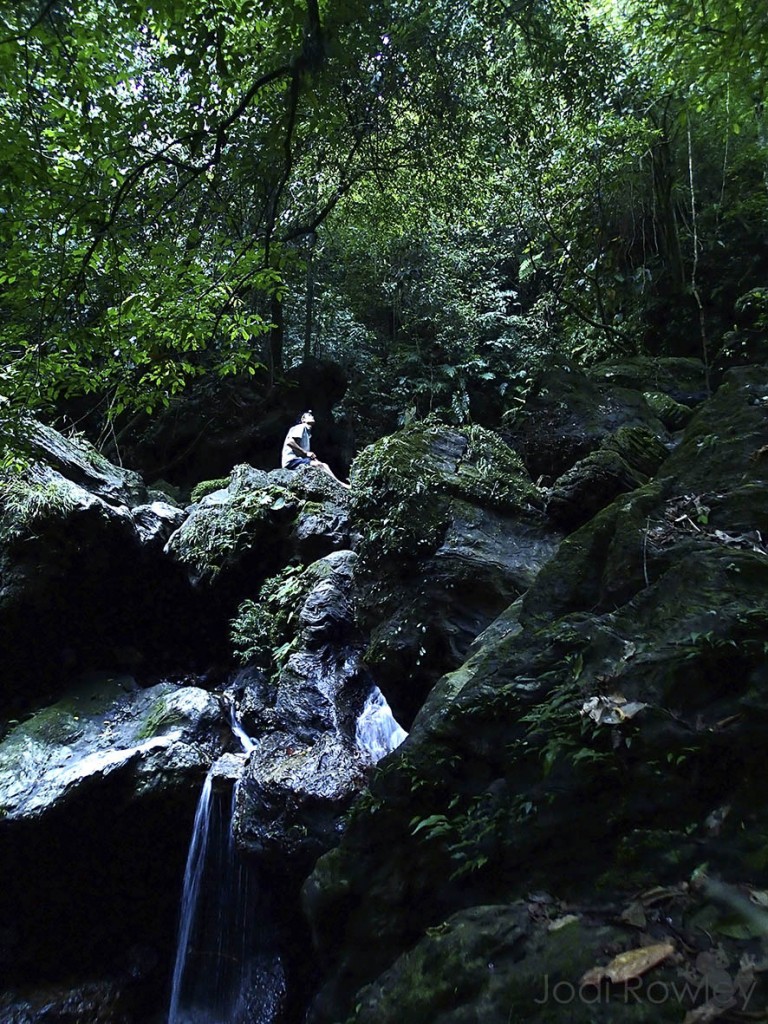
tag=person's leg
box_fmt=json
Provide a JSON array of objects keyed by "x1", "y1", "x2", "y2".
[{"x1": 310, "y1": 458, "x2": 350, "y2": 488}]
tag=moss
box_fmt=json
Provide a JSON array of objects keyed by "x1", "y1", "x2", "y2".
[
  {"x1": 451, "y1": 424, "x2": 542, "y2": 511},
  {"x1": 167, "y1": 481, "x2": 297, "y2": 582},
  {"x1": 642, "y1": 391, "x2": 693, "y2": 430},
  {"x1": 134, "y1": 693, "x2": 193, "y2": 739},
  {"x1": 351, "y1": 424, "x2": 450, "y2": 566},
  {"x1": 189, "y1": 476, "x2": 230, "y2": 503},
  {"x1": 602, "y1": 425, "x2": 668, "y2": 478},
  {"x1": 351, "y1": 420, "x2": 540, "y2": 570}
]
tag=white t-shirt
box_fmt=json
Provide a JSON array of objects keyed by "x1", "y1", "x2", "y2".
[{"x1": 281, "y1": 424, "x2": 311, "y2": 467}]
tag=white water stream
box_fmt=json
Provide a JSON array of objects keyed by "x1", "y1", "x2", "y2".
[
  {"x1": 167, "y1": 707, "x2": 283, "y2": 1024},
  {"x1": 355, "y1": 686, "x2": 408, "y2": 764}
]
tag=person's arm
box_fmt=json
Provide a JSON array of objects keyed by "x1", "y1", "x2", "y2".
[{"x1": 287, "y1": 429, "x2": 315, "y2": 459}]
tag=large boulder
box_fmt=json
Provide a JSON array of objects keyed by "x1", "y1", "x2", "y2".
[
  {"x1": 501, "y1": 362, "x2": 671, "y2": 482},
  {"x1": 303, "y1": 366, "x2": 768, "y2": 1024},
  {"x1": 0, "y1": 675, "x2": 225, "y2": 821},
  {"x1": 546, "y1": 425, "x2": 670, "y2": 529},
  {"x1": 0, "y1": 672, "x2": 237, "y2": 1006},
  {"x1": 348, "y1": 421, "x2": 560, "y2": 723},
  {"x1": 0, "y1": 424, "x2": 206, "y2": 715},
  {"x1": 231, "y1": 552, "x2": 379, "y2": 878},
  {"x1": 165, "y1": 464, "x2": 351, "y2": 600}
]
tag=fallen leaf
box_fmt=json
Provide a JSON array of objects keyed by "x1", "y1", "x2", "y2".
[
  {"x1": 682, "y1": 1001, "x2": 727, "y2": 1023},
  {"x1": 580, "y1": 941, "x2": 675, "y2": 987},
  {"x1": 580, "y1": 694, "x2": 647, "y2": 726},
  {"x1": 749, "y1": 889, "x2": 768, "y2": 909},
  {"x1": 548, "y1": 914, "x2": 579, "y2": 932}
]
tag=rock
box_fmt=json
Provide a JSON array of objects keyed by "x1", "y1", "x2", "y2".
[
  {"x1": 128, "y1": 500, "x2": 187, "y2": 546},
  {"x1": 501, "y1": 362, "x2": 669, "y2": 481},
  {"x1": 546, "y1": 426, "x2": 669, "y2": 529},
  {"x1": 642, "y1": 390, "x2": 695, "y2": 430},
  {"x1": 340, "y1": 905, "x2": 683, "y2": 1024},
  {"x1": 349, "y1": 421, "x2": 560, "y2": 722},
  {"x1": 165, "y1": 463, "x2": 351, "y2": 598},
  {"x1": 20, "y1": 418, "x2": 149, "y2": 507},
  {"x1": 0, "y1": 676, "x2": 226, "y2": 820},
  {"x1": 0, "y1": 978, "x2": 130, "y2": 1024},
  {"x1": 0, "y1": 673, "x2": 236, "y2": 999},
  {"x1": 234, "y1": 731, "x2": 367, "y2": 871},
  {"x1": 303, "y1": 367, "x2": 768, "y2": 1023},
  {"x1": 0, "y1": 447, "x2": 207, "y2": 714},
  {"x1": 587, "y1": 356, "x2": 708, "y2": 400},
  {"x1": 230, "y1": 551, "x2": 377, "y2": 879}
]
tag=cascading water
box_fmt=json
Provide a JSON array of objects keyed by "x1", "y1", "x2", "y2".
[
  {"x1": 227, "y1": 702, "x2": 256, "y2": 755},
  {"x1": 168, "y1": 709, "x2": 284, "y2": 1024},
  {"x1": 355, "y1": 686, "x2": 408, "y2": 764}
]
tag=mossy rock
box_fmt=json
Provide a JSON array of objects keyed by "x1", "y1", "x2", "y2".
[
  {"x1": 587, "y1": 356, "x2": 707, "y2": 398},
  {"x1": 11, "y1": 418, "x2": 149, "y2": 507},
  {"x1": 501, "y1": 363, "x2": 669, "y2": 481},
  {"x1": 346, "y1": 906, "x2": 684, "y2": 1024},
  {"x1": 165, "y1": 466, "x2": 300, "y2": 586},
  {"x1": 189, "y1": 476, "x2": 230, "y2": 504},
  {"x1": 304, "y1": 368, "x2": 768, "y2": 1023},
  {"x1": 0, "y1": 677, "x2": 219, "y2": 820},
  {"x1": 546, "y1": 427, "x2": 668, "y2": 530},
  {"x1": 349, "y1": 421, "x2": 556, "y2": 720},
  {"x1": 642, "y1": 391, "x2": 694, "y2": 431}
]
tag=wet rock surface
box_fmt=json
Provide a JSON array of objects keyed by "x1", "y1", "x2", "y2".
[
  {"x1": 231, "y1": 552, "x2": 374, "y2": 877},
  {"x1": 0, "y1": 675, "x2": 225, "y2": 820}
]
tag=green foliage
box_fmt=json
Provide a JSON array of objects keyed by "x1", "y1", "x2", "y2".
[
  {"x1": 1, "y1": 0, "x2": 766, "y2": 439},
  {"x1": 230, "y1": 558, "x2": 335, "y2": 671}
]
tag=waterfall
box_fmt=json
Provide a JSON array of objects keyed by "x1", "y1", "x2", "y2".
[
  {"x1": 355, "y1": 687, "x2": 408, "y2": 765},
  {"x1": 227, "y1": 701, "x2": 256, "y2": 754},
  {"x1": 168, "y1": 709, "x2": 284, "y2": 1024}
]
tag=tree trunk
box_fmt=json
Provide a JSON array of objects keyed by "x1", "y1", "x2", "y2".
[
  {"x1": 269, "y1": 291, "x2": 284, "y2": 381},
  {"x1": 303, "y1": 232, "x2": 316, "y2": 362}
]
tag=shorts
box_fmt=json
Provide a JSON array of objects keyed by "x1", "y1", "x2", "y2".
[{"x1": 285, "y1": 457, "x2": 313, "y2": 470}]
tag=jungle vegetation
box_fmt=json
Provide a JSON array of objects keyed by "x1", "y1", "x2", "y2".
[{"x1": 0, "y1": 0, "x2": 766, "y2": 458}]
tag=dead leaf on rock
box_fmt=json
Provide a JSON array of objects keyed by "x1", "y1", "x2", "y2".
[
  {"x1": 749, "y1": 889, "x2": 768, "y2": 910},
  {"x1": 580, "y1": 941, "x2": 675, "y2": 987},
  {"x1": 580, "y1": 694, "x2": 647, "y2": 726},
  {"x1": 682, "y1": 1001, "x2": 727, "y2": 1024},
  {"x1": 548, "y1": 914, "x2": 579, "y2": 932}
]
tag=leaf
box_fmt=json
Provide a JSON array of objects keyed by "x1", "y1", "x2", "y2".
[
  {"x1": 411, "y1": 814, "x2": 450, "y2": 836},
  {"x1": 580, "y1": 942, "x2": 675, "y2": 987}
]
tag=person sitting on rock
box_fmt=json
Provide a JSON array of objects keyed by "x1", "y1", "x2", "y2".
[{"x1": 281, "y1": 410, "x2": 349, "y2": 487}]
